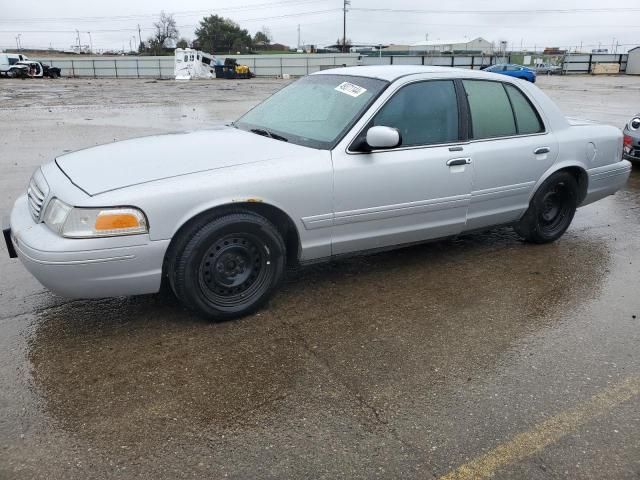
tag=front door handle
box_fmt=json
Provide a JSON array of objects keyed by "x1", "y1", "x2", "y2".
[
  {"x1": 534, "y1": 147, "x2": 551, "y2": 155},
  {"x1": 447, "y1": 157, "x2": 472, "y2": 167}
]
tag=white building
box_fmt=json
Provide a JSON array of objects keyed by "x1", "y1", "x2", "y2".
[
  {"x1": 408, "y1": 37, "x2": 493, "y2": 54},
  {"x1": 627, "y1": 46, "x2": 640, "y2": 75}
]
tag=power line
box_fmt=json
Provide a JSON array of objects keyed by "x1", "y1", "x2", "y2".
[
  {"x1": 0, "y1": 0, "x2": 332, "y2": 23},
  {"x1": 347, "y1": 18, "x2": 640, "y2": 30},
  {"x1": 0, "y1": 9, "x2": 342, "y2": 34},
  {"x1": 350, "y1": 7, "x2": 640, "y2": 15}
]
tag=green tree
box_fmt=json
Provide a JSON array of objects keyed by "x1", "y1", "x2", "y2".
[
  {"x1": 253, "y1": 31, "x2": 270, "y2": 45},
  {"x1": 176, "y1": 38, "x2": 190, "y2": 49},
  {"x1": 253, "y1": 27, "x2": 272, "y2": 47},
  {"x1": 195, "y1": 15, "x2": 252, "y2": 54}
]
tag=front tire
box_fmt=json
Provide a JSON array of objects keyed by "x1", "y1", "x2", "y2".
[
  {"x1": 514, "y1": 171, "x2": 578, "y2": 244},
  {"x1": 168, "y1": 212, "x2": 286, "y2": 320}
]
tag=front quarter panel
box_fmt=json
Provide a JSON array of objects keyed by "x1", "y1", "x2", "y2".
[{"x1": 89, "y1": 149, "x2": 334, "y2": 262}]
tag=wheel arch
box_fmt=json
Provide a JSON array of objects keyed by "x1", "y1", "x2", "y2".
[
  {"x1": 163, "y1": 201, "x2": 301, "y2": 280},
  {"x1": 529, "y1": 163, "x2": 589, "y2": 206}
]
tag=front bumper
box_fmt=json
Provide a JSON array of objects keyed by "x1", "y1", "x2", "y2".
[
  {"x1": 623, "y1": 146, "x2": 640, "y2": 162},
  {"x1": 623, "y1": 130, "x2": 640, "y2": 162},
  {"x1": 8, "y1": 195, "x2": 170, "y2": 298}
]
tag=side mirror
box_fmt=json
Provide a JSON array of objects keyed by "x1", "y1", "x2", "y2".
[{"x1": 365, "y1": 126, "x2": 401, "y2": 150}]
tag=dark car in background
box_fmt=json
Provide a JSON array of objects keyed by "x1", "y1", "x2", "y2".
[
  {"x1": 483, "y1": 64, "x2": 537, "y2": 82},
  {"x1": 623, "y1": 115, "x2": 640, "y2": 162}
]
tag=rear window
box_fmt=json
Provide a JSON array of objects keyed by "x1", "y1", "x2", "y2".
[
  {"x1": 463, "y1": 80, "x2": 516, "y2": 138},
  {"x1": 463, "y1": 80, "x2": 544, "y2": 139}
]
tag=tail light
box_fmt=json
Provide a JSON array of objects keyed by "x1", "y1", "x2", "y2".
[{"x1": 623, "y1": 134, "x2": 632, "y2": 157}]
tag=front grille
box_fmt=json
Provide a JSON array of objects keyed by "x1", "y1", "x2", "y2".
[{"x1": 27, "y1": 171, "x2": 49, "y2": 222}]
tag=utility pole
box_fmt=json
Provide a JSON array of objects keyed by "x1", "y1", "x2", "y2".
[
  {"x1": 87, "y1": 31, "x2": 93, "y2": 54},
  {"x1": 342, "y1": 0, "x2": 350, "y2": 53},
  {"x1": 137, "y1": 24, "x2": 142, "y2": 46},
  {"x1": 297, "y1": 24, "x2": 301, "y2": 50},
  {"x1": 15, "y1": 34, "x2": 21, "y2": 51}
]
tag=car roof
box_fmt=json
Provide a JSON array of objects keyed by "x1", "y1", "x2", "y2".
[{"x1": 312, "y1": 65, "x2": 517, "y2": 82}]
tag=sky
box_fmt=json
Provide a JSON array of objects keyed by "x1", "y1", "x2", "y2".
[{"x1": 1, "y1": 0, "x2": 639, "y2": 53}]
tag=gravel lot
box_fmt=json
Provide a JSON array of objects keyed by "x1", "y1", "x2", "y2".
[{"x1": 0, "y1": 74, "x2": 639, "y2": 479}]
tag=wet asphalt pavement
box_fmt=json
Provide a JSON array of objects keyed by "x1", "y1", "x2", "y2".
[{"x1": 0, "y1": 76, "x2": 639, "y2": 479}]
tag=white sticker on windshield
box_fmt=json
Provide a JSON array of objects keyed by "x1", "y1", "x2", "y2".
[{"x1": 335, "y1": 82, "x2": 367, "y2": 98}]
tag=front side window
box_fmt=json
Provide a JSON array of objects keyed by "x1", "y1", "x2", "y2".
[
  {"x1": 235, "y1": 74, "x2": 388, "y2": 149},
  {"x1": 463, "y1": 80, "x2": 517, "y2": 138},
  {"x1": 372, "y1": 80, "x2": 459, "y2": 147}
]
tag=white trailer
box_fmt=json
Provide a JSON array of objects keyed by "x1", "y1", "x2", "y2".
[
  {"x1": 0, "y1": 52, "x2": 30, "y2": 77},
  {"x1": 174, "y1": 48, "x2": 217, "y2": 80}
]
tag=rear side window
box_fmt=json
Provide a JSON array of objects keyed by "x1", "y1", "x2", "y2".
[
  {"x1": 373, "y1": 80, "x2": 459, "y2": 146},
  {"x1": 504, "y1": 84, "x2": 544, "y2": 134},
  {"x1": 463, "y1": 80, "x2": 516, "y2": 138}
]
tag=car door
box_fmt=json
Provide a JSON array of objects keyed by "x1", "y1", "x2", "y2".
[
  {"x1": 504, "y1": 65, "x2": 520, "y2": 79},
  {"x1": 330, "y1": 79, "x2": 474, "y2": 256},
  {"x1": 460, "y1": 79, "x2": 558, "y2": 230}
]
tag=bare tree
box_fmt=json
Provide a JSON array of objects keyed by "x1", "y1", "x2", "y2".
[
  {"x1": 148, "y1": 11, "x2": 179, "y2": 55},
  {"x1": 261, "y1": 26, "x2": 273, "y2": 43}
]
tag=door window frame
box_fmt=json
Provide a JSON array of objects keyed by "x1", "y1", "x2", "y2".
[
  {"x1": 460, "y1": 78, "x2": 547, "y2": 143},
  {"x1": 347, "y1": 78, "x2": 469, "y2": 155}
]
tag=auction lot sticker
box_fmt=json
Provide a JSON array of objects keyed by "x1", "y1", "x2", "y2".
[{"x1": 335, "y1": 82, "x2": 367, "y2": 97}]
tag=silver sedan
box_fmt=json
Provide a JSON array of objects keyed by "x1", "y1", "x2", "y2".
[{"x1": 4, "y1": 66, "x2": 632, "y2": 320}]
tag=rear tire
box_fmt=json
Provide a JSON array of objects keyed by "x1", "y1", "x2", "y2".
[
  {"x1": 514, "y1": 171, "x2": 578, "y2": 244},
  {"x1": 168, "y1": 211, "x2": 286, "y2": 321}
]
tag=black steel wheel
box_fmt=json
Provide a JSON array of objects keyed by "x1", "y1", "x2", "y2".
[
  {"x1": 198, "y1": 233, "x2": 271, "y2": 309},
  {"x1": 515, "y1": 171, "x2": 578, "y2": 244},
  {"x1": 168, "y1": 211, "x2": 286, "y2": 320}
]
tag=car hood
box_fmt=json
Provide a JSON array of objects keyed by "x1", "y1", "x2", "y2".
[{"x1": 56, "y1": 127, "x2": 309, "y2": 196}]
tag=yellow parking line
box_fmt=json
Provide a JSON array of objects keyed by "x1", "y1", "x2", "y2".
[{"x1": 439, "y1": 376, "x2": 640, "y2": 480}]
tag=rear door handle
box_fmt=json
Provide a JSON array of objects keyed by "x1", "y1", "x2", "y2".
[
  {"x1": 447, "y1": 157, "x2": 472, "y2": 167},
  {"x1": 534, "y1": 147, "x2": 550, "y2": 155}
]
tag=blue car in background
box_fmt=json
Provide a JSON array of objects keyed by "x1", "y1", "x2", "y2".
[{"x1": 483, "y1": 64, "x2": 537, "y2": 83}]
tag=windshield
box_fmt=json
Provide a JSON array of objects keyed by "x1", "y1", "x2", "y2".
[{"x1": 235, "y1": 74, "x2": 388, "y2": 149}]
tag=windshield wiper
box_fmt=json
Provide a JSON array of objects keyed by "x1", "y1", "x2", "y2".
[{"x1": 250, "y1": 128, "x2": 288, "y2": 142}]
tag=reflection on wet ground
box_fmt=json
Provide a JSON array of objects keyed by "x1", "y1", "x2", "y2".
[{"x1": 27, "y1": 227, "x2": 610, "y2": 454}]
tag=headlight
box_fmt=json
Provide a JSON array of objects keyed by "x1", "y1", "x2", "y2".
[{"x1": 43, "y1": 199, "x2": 148, "y2": 238}]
